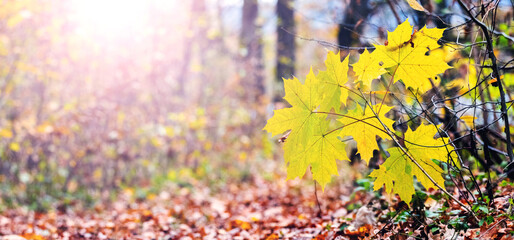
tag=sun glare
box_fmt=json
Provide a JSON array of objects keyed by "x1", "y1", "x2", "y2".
[{"x1": 70, "y1": 0, "x2": 149, "y2": 39}]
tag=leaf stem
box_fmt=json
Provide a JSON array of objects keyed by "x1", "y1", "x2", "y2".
[
  {"x1": 377, "y1": 66, "x2": 398, "y2": 115},
  {"x1": 313, "y1": 112, "x2": 393, "y2": 137},
  {"x1": 314, "y1": 182, "x2": 323, "y2": 217}
]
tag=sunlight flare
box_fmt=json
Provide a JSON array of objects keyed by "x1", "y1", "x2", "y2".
[{"x1": 70, "y1": 0, "x2": 149, "y2": 38}]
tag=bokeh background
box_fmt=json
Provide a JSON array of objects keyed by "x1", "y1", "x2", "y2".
[{"x1": 0, "y1": 0, "x2": 512, "y2": 212}]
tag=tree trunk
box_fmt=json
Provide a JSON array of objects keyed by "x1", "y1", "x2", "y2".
[
  {"x1": 241, "y1": 0, "x2": 265, "y2": 103},
  {"x1": 177, "y1": 0, "x2": 207, "y2": 98},
  {"x1": 337, "y1": 0, "x2": 370, "y2": 56},
  {"x1": 276, "y1": 0, "x2": 295, "y2": 82}
]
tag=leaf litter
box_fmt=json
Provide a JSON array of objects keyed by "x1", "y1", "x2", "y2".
[{"x1": 1, "y1": 174, "x2": 513, "y2": 239}]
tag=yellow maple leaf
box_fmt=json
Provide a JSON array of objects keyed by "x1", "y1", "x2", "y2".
[
  {"x1": 352, "y1": 48, "x2": 387, "y2": 87},
  {"x1": 264, "y1": 70, "x2": 322, "y2": 147},
  {"x1": 356, "y1": 19, "x2": 450, "y2": 91},
  {"x1": 338, "y1": 104, "x2": 395, "y2": 164},
  {"x1": 406, "y1": 0, "x2": 425, "y2": 11},
  {"x1": 370, "y1": 148, "x2": 414, "y2": 202},
  {"x1": 370, "y1": 124, "x2": 455, "y2": 203},
  {"x1": 317, "y1": 51, "x2": 350, "y2": 111},
  {"x1": 264, "y1": 69, "x2": 348, "y2": 189},
  {"x1": 376, "y1": 19, "x2": 450, "y2": 88},
  {"x1": 284, "y1": 119, "x2": 348, "y2": 190}
]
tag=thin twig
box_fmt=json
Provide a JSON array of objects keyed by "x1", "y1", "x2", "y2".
[
  {"x1": 314, "y1": 182, "x2": 323, "y2": 217},
  {"x1": 457, "y1": 0, "x2": 514, "y2": 168},
  {"x1": 280, "y1": 27, "x2": 373, "y2": 51},
  {"x1": 386, "y1": 0, "x2": 402, "y2": 24},
  {"x1": 478, "y1": 218, "x2": 506, "y2": 238},
  {"x1": 360, "y1": 91, "x2": 479, "y2": 222}
]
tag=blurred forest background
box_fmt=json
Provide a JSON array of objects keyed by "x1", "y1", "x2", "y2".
[
  {"x1": 0, "y1": 0, "x2": 344, "y2": 211},
  {"x1": 0, "y1": 0, "x2": 512, "y2": 214}
]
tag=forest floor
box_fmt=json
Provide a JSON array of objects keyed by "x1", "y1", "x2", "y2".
[{"x1": 1, "y1": 173, "x2": 514, "y2": 240}]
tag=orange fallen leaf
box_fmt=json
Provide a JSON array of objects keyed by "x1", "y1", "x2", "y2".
[
  {"x1": 344, "y1": 224, "x2": 372, "y2": 237},
  {"x1": 312, "y1": 232, "x2": 328, "y2": 240},
  {"x1": 231, "y1": 219, "x2": 252, "y2": 230},
  {"x1": 265, "y1": 233, "x2": 279, "y2": 240},
  {"x1": 21, "y1": 233, "x2": 45, "y2": 240}
]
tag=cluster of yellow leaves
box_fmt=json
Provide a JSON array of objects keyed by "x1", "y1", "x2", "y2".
[
  {"x1": 353, "y1": 19, "x2": 451, "y2": 92},
  {"x1": 265, "y1": 19, "x2": 456, "y2": 204},
  {"x1": 370, "y1": 124, "x2": 455, "y2": 203}
]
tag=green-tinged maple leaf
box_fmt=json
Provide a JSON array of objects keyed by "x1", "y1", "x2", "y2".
[
  {"x1": 264, "y1": 69, "x2": 348, "y2": 189},
  {"x1": 352, "y1": 48, "x2": 387, "y2": 86},
  {"x1": 370, "y1": 148, "x2": 415, "y2": 202},
  {"x1": 355, "y1": 19, "x2": 450, "y2": 90},
  {"x1": 317, "y1": 51, "x2": 350, "y2": 111},
  {"x1": 264, "y1": 70, "x2": 321, "y2": 146},
  {"x1": 370, "y1": 124, "x2": 455, "y2": 204},
  {"x1": 338, "y1": 104, "x2": 395, "y2": 164},
  {"x1": 284, "y1": 120, "x2": 348, "y2": 190}
]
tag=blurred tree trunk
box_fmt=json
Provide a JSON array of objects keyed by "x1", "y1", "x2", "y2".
[
  {"x1": 337, "y1": 0, "x2": 370, "y2": 56},
  {"x1": 276, "y1": 0, "x2": 295, "y2": 84},
  {"x1": 177, "y1": 0, "x2": 207, "y2": 98},
  {"x1": 338, "y1": 0, "x2": 370, "y2": 165},
  {"x1": 193, "y1": 0, "x2": 208, "y2": 105},
  {"x1": 240, "y1": 0, "x2": 265, "y2": 103}
]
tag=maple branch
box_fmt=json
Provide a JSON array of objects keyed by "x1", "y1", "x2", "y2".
[
  {"x1": 457, "y1": 0, "x2": 514, "y2": 168},
  {"x1": 377, "y1": 67, "x2": 398, "y2": 116},
  {"x1": 410, "y1": 88, "x2": 477, "y2": 205},
  {"x1": 279, "y1": 27, "x2": 373, "y2": 51},
  {"x1": 394, "y1": 73, "x2": 498, "y2": 132},
  {"x1": 320, "y1": 125, "x2": 345, "y2": 137},
  {"x1": 449, "y1": 115, "x2": 509, "y2": 145},
  {"x1": 386, "y1": 0, "x2": 401, "y2": 24},
  {"x1": 448, "y1": 13, "x2": 514, "y2": 42},
  {"x1": 361, "y1": 95, "x2": 479, "y2": 221},
  {"x1": 313, "y1": 112, "x2": 392, "y2": 137},
  {"x1": 385, "y1": 126, "x2": 478, "y2": 221},
  {"x1": 409, "y1": 89, "x2": 463, "y2": 163}
]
